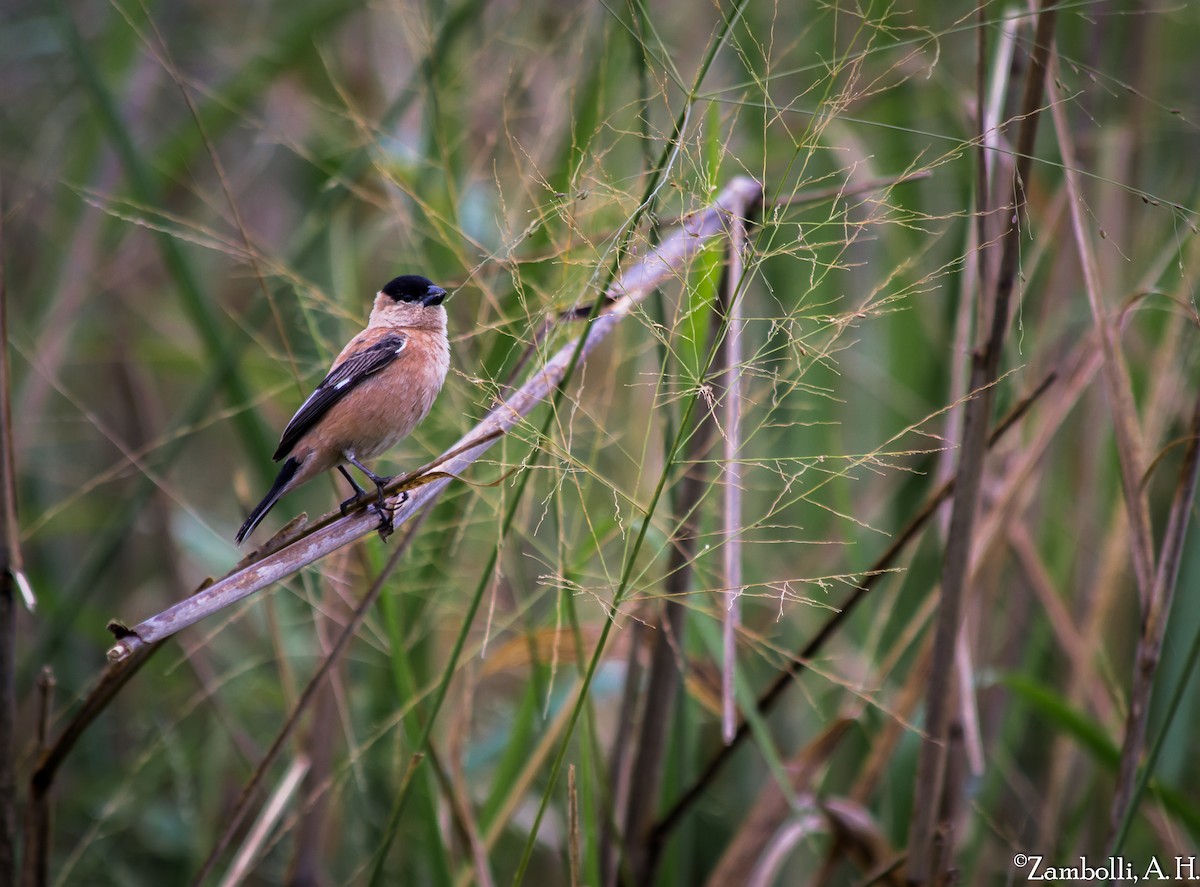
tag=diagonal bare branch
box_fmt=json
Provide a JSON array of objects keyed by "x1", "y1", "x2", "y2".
[{"x1": 105, "y1": 177, "x2": 766, "y2": 663}]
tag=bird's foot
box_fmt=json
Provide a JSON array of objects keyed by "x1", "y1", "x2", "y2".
[
  {"x1": 339, "y1": 458, "x2": 404, "y2": 537},
  {"x1": 372, "y1": 491, "x2": 408, "y2": 540},
  {"x1": 339, "y1": 488, "x2": 367, "y2": 516}
]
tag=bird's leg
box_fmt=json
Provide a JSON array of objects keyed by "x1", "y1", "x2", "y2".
[
  {"x1": 344, "y1": 452, "x2": 402, "y2": 537},
  {"x1": 337, "y1": 465, "x2": 368, "y2": 515},
  {"x1": 345, "y1": 453, "x2": 393, "y2": 506}
]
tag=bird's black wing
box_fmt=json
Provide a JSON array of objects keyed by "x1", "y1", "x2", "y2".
[{"x1": 272, "y1": 332, "x2": 408, "y2": 460}]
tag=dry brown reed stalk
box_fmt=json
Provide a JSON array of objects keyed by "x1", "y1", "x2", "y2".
[
  {"x1": 568, "y1": 765, "x2": 582, "y2": 887},
  {"x1": 601, "y1": 615, "x2": 646, "y2": 887},
  {"x1": 932, "y1": 1, "x2": 1018, "y2": 789},
  {"x1": 1046, "y1": 69, "x2": 1155, "y2": 605},
  {"x1": 218, "y1": 755, "x2": 309, "y2": 887},
  {"x1": 907, "y1": 3, "x2": 1058, "y2": 879}
]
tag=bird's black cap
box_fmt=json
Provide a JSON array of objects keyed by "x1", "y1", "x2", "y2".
[{"x1": 381, "y1": 275, "x2": 447, "y2": 306}]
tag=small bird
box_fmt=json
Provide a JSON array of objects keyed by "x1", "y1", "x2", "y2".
[{"x1": 235, "y1": 274, "x2": 451, "y2": 545}]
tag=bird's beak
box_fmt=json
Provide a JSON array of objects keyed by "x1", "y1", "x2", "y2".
[{"x1": 422, "y1": 286, "x2": 448, "y2": 307}]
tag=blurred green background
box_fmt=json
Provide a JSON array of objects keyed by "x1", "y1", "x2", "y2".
[{"x1": 3, "y1": 0, "x2": 1199, "y2": 884}]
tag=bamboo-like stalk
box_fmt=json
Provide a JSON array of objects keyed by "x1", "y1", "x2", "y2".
[
  {"x1": 105, "y1": 177, "x2": 765, "y2": 662},
  {"x1": 907, "y1": 4, "x2": 1058, "y2": 879},
  {"x1": 721, "y1": 210, "x2": 748, "y2": 745}
]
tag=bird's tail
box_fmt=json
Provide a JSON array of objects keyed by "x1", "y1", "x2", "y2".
[{"x1": 236, "y1": 456, "x2": 301, "y2": 545}]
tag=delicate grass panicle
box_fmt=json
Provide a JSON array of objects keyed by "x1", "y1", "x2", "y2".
[{"x1": 2, "y1": 1, "x2": 1198, "y2": 885}]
